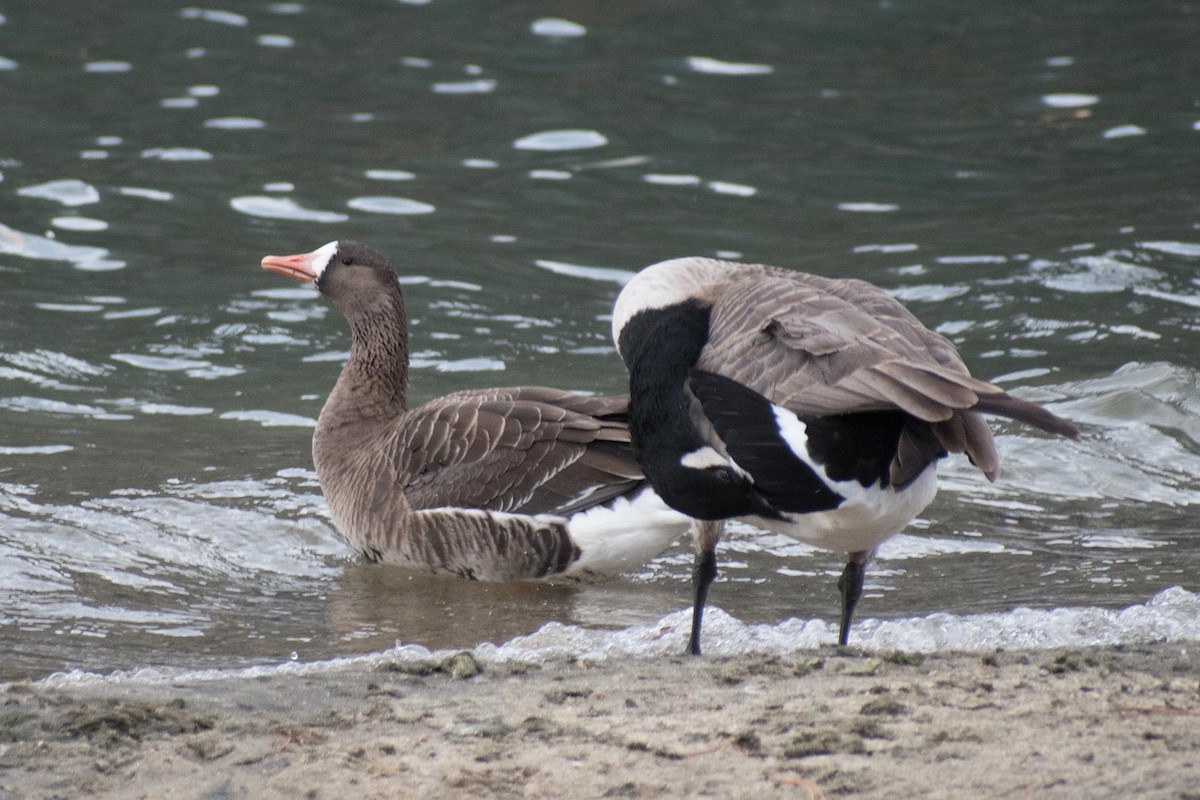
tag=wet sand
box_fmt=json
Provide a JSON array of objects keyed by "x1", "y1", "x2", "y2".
[{"x1": 2, "y1": 643, "x2": 1197, "y2": 800}]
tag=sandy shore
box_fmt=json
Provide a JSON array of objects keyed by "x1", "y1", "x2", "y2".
[{"x1": 1, "y1": 642, "x2": 1197, "y2": 800}]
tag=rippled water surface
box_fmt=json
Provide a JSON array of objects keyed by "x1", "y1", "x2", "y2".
[{"x1": 2, "y1": 1, "x2": 1198, "y2": 680}]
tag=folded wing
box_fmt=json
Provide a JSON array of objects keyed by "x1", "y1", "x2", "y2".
[
  {"x1": 701, "y1": 270, "x2": 1077, "y2": 483},
  {"x1": 391, "y1": 387, "x2": 643, "y2": 515}
]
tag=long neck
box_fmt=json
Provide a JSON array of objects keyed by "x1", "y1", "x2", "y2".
[
  {"x1": 619, "y1": 301, "x2": 712, "y2": 464},
  {"x1": 320, "y1": 287, "x2": 410, "y2": 434},
  {"x1": 619, "y1": 300, "x2": 779, "y2": 521}
]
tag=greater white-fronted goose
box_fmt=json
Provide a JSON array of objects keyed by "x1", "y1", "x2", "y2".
[
  {"x1": 611, "y1": 256, "x2": 1080, "y2": 653},
  {"x1": 261, "y1": 240, "x2": 690, "y2": 581}
]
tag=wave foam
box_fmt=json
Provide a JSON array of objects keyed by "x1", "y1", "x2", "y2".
[{"x1": 38, "y1": 587, "x2": 1200, "y2": 688}]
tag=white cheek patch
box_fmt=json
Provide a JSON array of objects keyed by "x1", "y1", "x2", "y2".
[
  {"x1": 680, "y1": 446, "x2": 731, "y2": 470},
  {"x1": 771, "y1": 404, "x2": 811, "y2": 462},
  {"x1": 310, "y1": 240, "x2": 339, "y2": 280}
]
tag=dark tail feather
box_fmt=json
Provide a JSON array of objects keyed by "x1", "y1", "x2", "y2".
[
  {"x1": 973, "y1": 392, "x2": 1079, "y2": 439},
  {"x1": 891, "y1": 422, "x2": 948, "y2": 488}
]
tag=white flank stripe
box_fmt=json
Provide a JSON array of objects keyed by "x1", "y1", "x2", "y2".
[{"x1": 761, "y1": 403, "x2": 939, "y2": 554}]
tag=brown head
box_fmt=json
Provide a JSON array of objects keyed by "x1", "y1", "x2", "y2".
[
  {"x1": 261, "y1": 239, "x2": 404, "y2": 324},
  {"x1": 262, "y1": 240, "x2": 410, "y2": 410}
]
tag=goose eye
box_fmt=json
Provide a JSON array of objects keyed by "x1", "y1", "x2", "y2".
[{"x1": 341, "y1": 257, "x2": 353, "y2": 265}]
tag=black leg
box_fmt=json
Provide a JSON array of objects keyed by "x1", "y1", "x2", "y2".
[
  {"x1": 836, "y1": 557, "x2": 866, "y2": 647},
  {"x1": 687, "y1": 548, "x2": 718, "y2": 656}
]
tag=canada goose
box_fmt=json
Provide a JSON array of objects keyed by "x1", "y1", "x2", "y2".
[
  {"x1": 261, "y1": 240, "x2": 690, "y2": 582},
  {"x1": 611, "y1": 256, "x2": 1079, "y2": 653}
]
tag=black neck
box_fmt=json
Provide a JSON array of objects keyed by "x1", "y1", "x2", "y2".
[
  {"x1": 619, "y1": 302, "x2": 771, "y2": 519},
  {"x1": 619, "y1": 301, "x2": 711, "y2": 458}
]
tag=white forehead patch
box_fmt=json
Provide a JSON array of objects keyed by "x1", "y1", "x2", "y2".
[{"x1": 310, "y1": 240, "x2": 340, "y2": 279}]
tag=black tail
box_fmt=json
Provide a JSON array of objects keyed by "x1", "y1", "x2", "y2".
[{"x1": 973, "y1": 392, "x2": 1080, "y2": 439}]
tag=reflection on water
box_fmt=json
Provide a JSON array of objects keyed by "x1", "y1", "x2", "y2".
[
  {"x1": 1, "y1": 0, "x2": 1198, "y2": 679},
  {"x1": 326, "y1": 566, "x2": 681, "y2": 654}
]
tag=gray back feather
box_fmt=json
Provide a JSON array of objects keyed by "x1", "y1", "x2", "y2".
[{"x1": 686, "y1": 260, "x2": 1076, "y2": 482}]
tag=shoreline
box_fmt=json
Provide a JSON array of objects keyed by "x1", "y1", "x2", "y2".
[{"x1": 2, "y1": 641, "x2": 1197, "y2": 799}]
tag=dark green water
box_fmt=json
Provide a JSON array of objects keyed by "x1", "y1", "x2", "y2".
[{"x1": 1, "y1": 1, "x2": 1198, "y2": 679}]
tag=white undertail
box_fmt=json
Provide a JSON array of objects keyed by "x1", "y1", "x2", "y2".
[{"x1": 564, "y1": 488, "x2": 692, "y2": 576}]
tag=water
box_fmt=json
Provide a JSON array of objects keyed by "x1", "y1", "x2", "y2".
[{"x1": 2, "y1": 1, "x2": 1198, "y2": 682}]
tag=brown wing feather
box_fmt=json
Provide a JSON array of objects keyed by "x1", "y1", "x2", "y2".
[
  {"x1": 703, "y1": 271, "x2": 1000, "y2": 416},
  {"x1": 392, "y1": 388, "x2": 641, "y2": 514},
  {"x1": 699, "y1": 264, "x2": 1075, "y2": 482}
]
